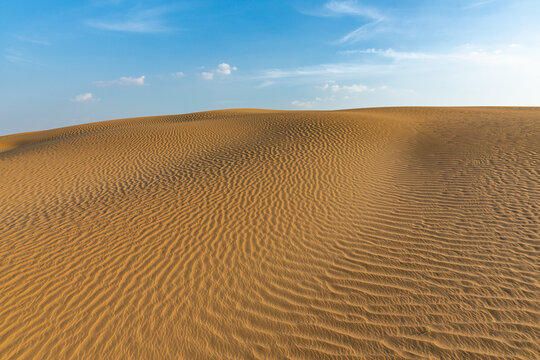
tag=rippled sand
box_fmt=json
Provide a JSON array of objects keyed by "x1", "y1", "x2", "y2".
[{"x1": 1, "y1": 107, "x2": 539, "y2": 359}]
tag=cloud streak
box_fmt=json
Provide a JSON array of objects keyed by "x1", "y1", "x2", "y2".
[
  {"x1": 339, "y1": 21, "x2": 388, "y2": 43},
  {"x1": 342, "y1": 48, "x2": 436, "y2": 59},
  {"x1": 16, "y1": 36, "x2": 51, "y2": 46},
  {"x1": 95, "y1": 75, "x2": 145, "y2": 86},
  {"x1": 201, "y1": 72, "x2": 214, "y2": 80},
  {"x1": 462, "y1": 0, "x2": 496, "y2": 10},
  {"x1": 254, "y1": 80, "x2": 274, "y2": 88},
  {"x1": 71, "y1": 93, "x2": 99, "y2": 103},
  {"x1": 259, "y1": 44, "x2": 535, "y2": 84},
  {"x1": 4, "y1": 49, "x2": 32, "y2": 64},
  {"x1": 87, "y1": 6, "x2": 172, "y2": 33},
  {"x1": 306, "y1": 0, "x2": 384, "y2": 20},
  {"x1": 346, "y1": 46, "x2": 529, "y2": 65},
  {"x1": 322, "y1": 82, "x2": 373, "y2": 93},
  {"x1": 304, "y1": 1, "x2": 387, "y2": 43},
  {"x1": 259, "y1": 62, "x2": 392, "y2": 79},
  {"x1": 291, "y1": 99, "x2": 318, "y2": 108}
]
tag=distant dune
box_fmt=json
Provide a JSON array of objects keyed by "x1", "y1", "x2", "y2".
[{"x1": 1, "y1": 107, "x2": 539, "y2": 359}]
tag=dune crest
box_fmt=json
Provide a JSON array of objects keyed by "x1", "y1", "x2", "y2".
[{"x1": 1, "y1": 108, "x2": 539, "y2": 359}]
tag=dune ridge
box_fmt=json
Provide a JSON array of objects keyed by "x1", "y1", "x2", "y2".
[{"x1": 0, "y1": 107, "x2": 539, "y2": 359}]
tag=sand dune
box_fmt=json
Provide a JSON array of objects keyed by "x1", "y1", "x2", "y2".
[{"x1": 0, "y1": 107, "x2": 539, "y2": 359}]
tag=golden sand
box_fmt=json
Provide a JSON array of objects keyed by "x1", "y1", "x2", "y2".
[{"x1": 1, "y1": 107, "x2": 539, "y2": 359}]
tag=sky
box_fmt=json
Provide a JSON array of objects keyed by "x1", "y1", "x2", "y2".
[{"x1": 1, "y1": 0, "x2": 540, "y2": 135}]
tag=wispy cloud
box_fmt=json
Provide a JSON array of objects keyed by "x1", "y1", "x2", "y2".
[
  {"x1": 16, "y1": 36, "x2": 51, "y2": 46},
  {"x1": 291, "y1": 99, "x2": 319, "y2": 108},
  {"x1": 4, "y1": 49, "x2": 32, "y2": 64},
  {"x1": 5, "y1": 55, "x2": 31, "y2": 64},
  {"x1": 303, "y1": 1, "x2": 387, "y2": 43},
  {"x1": 346, "y1": 46, "x2": 528, "y2": 65},
  {"x1": 95, "y1": 75, "x2": 145, "y2": 86},
  {"x1": 91, "y1": 0, "x2": 125, "y2": 6},
  {"x1": 200, "y1": 63, "x2": 237, "y2": 80},
  {"x1": 305, "y1": 0, "x2": 384, "y2": 20},
  {"x1": 254, "y1": 80, "x2": 274, "y2": 88},
  {"x1": 339, "y1": 21, "x2": 389, "y2": 43},
  {"x1": 87, "y1": 6, "x2": 172, "y2": 33},
  {"x1": 260, "y1": 44, "x2": 534, "y2": 83},
  {"x1": 292, "y1": 81, "x2": 397, "y2": 109},
  {"x1": 462, "y1": 0, "x2": 496, "y2": 10},
  {"x1": 260, "y1": 62, "x2": 391, "y2": 79},
  {"x1": 172, "y1": 71, "x2": 185, "y2": 77},
  {"x1": 71, "y1": 93, "x2": 99, "y2": 103},
  {"x1": 323, "y1": 0, "x2": 384, "y2": 20},
  {"x1": 342, "y1": 48, "x2": 436, "y2": 59},
  {"x1": 322, "y1": 81, "x2": 373, "y2": 93},
  {"x1": 201, "y1": 72, "x2": 214, "y2": 80}
]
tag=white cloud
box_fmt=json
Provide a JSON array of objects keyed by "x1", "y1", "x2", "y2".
[
  {"x1": 354, "y1": 46, "x2": 528, "y2": 65},
  {"x1": 173, "y1": 71, "x2": 185, "y2": 77},
  {"x1": 462, "y1": 0, "x2": 496, "y2": 10},
  {"x1": 291, "y1": 100, "x2": 316, "y2": 108},
  {"x1": 4, "y1": 49, "x2": 31, "y2": 64},
  {"x1": 338, "y1": 44, "x2": 535, "y2": 68},
  {"x1": 323, "y1": 0, "x2": 384, "y2": 20},
  {"x1": 216, "y1": 63, "x2": 238, "y2": 75},
  {"x1": 254, "y1": 80, "x2": 274, "y2": 88},
  {"x1": 95, "y1": 75, "x2": 145, "y2": 86},
  {"x1": 200, "y1": 63, "x2": 237, "y2": 80},
  {"x1": 87, "y1": 6, "x2": 171, "y2": 33},
  {"x1": 339, "y1": 21, "x2": 388, "y2": 43},
  {"x1": 260, "y1": 63, "x2": 390, "y2": 79},
  {"x1": 346, "y1": 48, "x2": 436, "y2": 60},
  {"x1": 306, "y1": 0, "x2": 384, "y2": 21},
  {"x1": 4, "y1": 55, "x2": 30, "y2": 64},
  {"x1": 71, "y1": 93, "x2": 99, "y2": 103},
  {"x1": 91, "y1": 0, "x2": 124, "y2": 5},
  {"x1": 201, "y1": 72, "x2": 214, "y2": 80},
  {"x1": 87, "y1": 20, "x2": 167, "y2": 33},
  {"x1": 343, "y1": 84, "x2": 371, "y2": 92},
  {"x1": 259, "y1": 44, "x2": 537, "y2": 86},
  {"x1": 304, "y1": 1, "x2": 387, "y2": 43},
  {"x1": 275, "y1": 43, "x2": 540, "y2": 108},
  {"x1": 322, "y1": 83, "x2": 336, "y2": 91},
  {"x1": 16, "y1": 36, "x2": 51, "y2": 46},
  {"x1": 291, "y1": 96, "x2": 336, "y2": 108},
  {"x1": 322, "y1": 82, "x2": 372, "y2": 93}
]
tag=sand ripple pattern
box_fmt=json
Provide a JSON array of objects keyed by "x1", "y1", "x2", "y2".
[{"x1": 1, "y1": 108, "x2": 539, "y2": 359}]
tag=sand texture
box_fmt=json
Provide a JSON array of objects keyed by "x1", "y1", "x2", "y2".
[{"x1": 1, "y1": 107, "x2": 539, "y2": 359}]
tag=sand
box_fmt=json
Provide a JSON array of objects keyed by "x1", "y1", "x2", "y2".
[{"x1": 0, "y1": 107, "x2": 539, "y2": 359}]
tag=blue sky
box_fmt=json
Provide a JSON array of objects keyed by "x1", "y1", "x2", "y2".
[{"x1": 1, "y1": 0, "x2": 539, "y2": 135}]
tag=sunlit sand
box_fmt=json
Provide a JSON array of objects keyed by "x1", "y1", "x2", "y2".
[{"x1": 1, "y1": 107, "x2": 539, "y2": 359}]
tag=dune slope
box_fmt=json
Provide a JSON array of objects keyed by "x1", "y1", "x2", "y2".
[{"x1": 1, "y1": 107, "x2": 539, "y2": 359}]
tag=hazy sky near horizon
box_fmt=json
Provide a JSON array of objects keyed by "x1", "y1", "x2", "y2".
[{"x1": 1, "y1": 0, "x2": 540, "y2": 135}]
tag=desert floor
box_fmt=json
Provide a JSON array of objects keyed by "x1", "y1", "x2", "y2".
[{"x1": 1, "y1": 107, "x2": 539, "y2": 359}]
